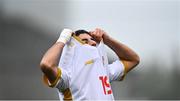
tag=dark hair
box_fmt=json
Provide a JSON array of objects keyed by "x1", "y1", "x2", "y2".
[{"x1": 74, "y1": 29, "x2": 90, "y2": 36}]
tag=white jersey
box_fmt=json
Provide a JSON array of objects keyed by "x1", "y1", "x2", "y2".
[{"x1": 44, "y1": 35, "x2": 126, "y2": 100}]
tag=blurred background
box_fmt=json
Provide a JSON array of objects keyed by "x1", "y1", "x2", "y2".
[{"x1": 0, "y1": 0, "x2": 179, "y2": 100}]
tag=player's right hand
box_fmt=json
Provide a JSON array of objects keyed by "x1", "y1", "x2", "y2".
[{"x1": 57, "y1": 28, "x2": 73, "y2": 44}]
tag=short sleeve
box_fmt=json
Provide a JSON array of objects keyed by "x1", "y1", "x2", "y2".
[
  {"x1": 56, "y1": 67, "x2": 71, "y2": 92},
  {"x1": 107, "y1": 60, "x2": 126, "y2": 82},
  {"x1": 43, "y1": 67, "x2": 70, "y2": 92}
]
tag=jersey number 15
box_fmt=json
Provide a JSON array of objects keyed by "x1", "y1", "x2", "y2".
[{"x1": 99, "y1": 76, "x2": 112, "y2": 95}]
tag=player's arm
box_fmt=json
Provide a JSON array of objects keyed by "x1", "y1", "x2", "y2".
[
  {"x1": 103, "y1": 33, "x2": 140, "y2": 73},
  {"x1": 91, "y1": 28, "x2": 140, "y2": 73},
  {"x1": 40, "y1": 29, "x2": 73, "y2": 84}
]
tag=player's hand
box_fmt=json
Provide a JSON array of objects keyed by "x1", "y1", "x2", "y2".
[
  {"x1": 57, "y1": 28, "x2": 73, "y2": 44},
  {"x1": 90, "y1": 28, "x2": 107, "y2": 43}
]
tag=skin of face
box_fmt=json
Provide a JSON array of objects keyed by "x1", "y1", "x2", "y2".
[{"x1": 78, "y1": 33, "x2": 97, "y2": 46}]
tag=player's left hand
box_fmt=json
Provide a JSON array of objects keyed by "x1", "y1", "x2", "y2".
[{"x1": 90, "y1": 28, "x2": 107, "y2": 43}]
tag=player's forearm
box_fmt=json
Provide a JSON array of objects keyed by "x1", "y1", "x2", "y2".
[
  {"x1": 40, "y1": 42, "x2": 65, "y2": 69},
  {"x1": 40, "y1": 29, "x2": 72, "y2": 70},
  {"x1": 103, "y1": 34, "x2": 139, "y2": 62}
]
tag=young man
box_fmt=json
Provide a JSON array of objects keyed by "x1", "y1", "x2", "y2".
[{"x1": 40, "y1": 28, "x2": 140, "y2": 100}]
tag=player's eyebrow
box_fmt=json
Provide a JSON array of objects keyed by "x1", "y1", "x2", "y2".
[
  {"x1": 90, "y1": 38, "x2": 95, "y2": 41},
  {"x1": 82, "y1": 39, "x2": 88, "y2": 41}
]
